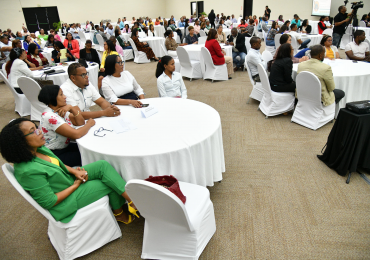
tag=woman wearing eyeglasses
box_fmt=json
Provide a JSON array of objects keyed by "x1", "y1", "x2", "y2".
[
  {"x1": 38, "y1": 85, "x2": 95, "y2": 167},
  {"x1": 101, "y1": 55, "x2": 144, "y2": 108},
  {"x1": 0, "y1": 118, "x2": 139, "y2": 225}
]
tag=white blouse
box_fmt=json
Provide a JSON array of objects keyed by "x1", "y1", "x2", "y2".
[
  {"x1": 40, "y1": 107, "x2": 75, "y2": 150},
  {"x1": 157, "y1": 72, "x2": 187, "y2": 98},
  {"x1": 8, "y1": 59, "x2": 33, "y2": 89},
  {"x1": 101, "y1": 71, "x2": 144, "y2": 103}
]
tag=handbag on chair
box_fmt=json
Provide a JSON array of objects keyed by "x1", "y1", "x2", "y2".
[{"x1": 145, "y1": 175, "x2": 186, "y2": 204}]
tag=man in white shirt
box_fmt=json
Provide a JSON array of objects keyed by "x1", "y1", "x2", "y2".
[
  {"x1": 345, "y1": 30, "x2": 370, "y2": 61},
  {"x1": 61, "y1": 63, "x2": 120, "y2": 119},
  {"x1": 0, "y1": 35, "x2": 12, "y2": 67},
  {"x1": 246, "y1": 37, "x2": 267, "y2": 82},
  {"x1": 68, "y1": 24, "x2": 80, "y2": 39},
  {"x1": 289, "y1": 24, "x2": 311, "y2": 49},
  {"x1": 231, "y1": 15, "x2": 238, "y2": 24}
]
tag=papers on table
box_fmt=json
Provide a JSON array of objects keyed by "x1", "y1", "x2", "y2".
[
  {"x1": 141, "y1": 106, "x2": 158, "y2": 118},
  {"x1": 109, "y1": 118, "x2": 137, "y2": 134},
  {"x1": 60, "y1": 49, "x2": 67, "y2": 62}
]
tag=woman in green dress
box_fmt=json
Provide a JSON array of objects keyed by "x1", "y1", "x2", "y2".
[
  {"x1": 37, "y1": 29, "x2": 49, "y2": 41},
  {"x1": 0, "y1": 118, "x2": 139, "y2": 224}
]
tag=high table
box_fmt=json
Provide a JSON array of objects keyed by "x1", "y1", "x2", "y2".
[
  {"x1": 76, "y1": 98, "x2": 225, "y2": 187},
  {"x1": 31, "y1": 62, "x2": 99, "y2": 91},
  {"x1": 138, "y1": 37, "x2": 166, "y2": 57},
  {"x1": 292, "y1": 59, "x2": 370, "y2": 108},
  {"x1": 182, "y1": 43, "x2": 232, "y2": 61}
]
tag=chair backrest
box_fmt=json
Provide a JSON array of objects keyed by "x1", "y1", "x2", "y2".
[
  {"x1": 138, "y1": 31, "x2": 146, "y2": 38},
  {"x1": 126, "y1": 179, "x2": 194, "y2": 231},
  {"x1": 257, "y1": 63, "x2": 272, "y2": 100},
  {"x1": 359, "y1": 20, "x2": 366, "y2": 27},
  {"x1": 364, "y1": 39, "x2": 370, "y2": 50},
  {"x1": 262, "y1": 50, "x2": 273, "y2": 63},
  {"x1": 262, "y1": 30, "x2": 267, "y2": 41},
  {"x1": 345, "y1": 24, "x2": 353, "y2": 35},
  {"x1": 97, "y1": 51, "x2": 102, "y2": 62},
  {"x1": 78, "y1": 30, "x2": 86, "y2": 41},
  {"x1": 198, "y1": 36, "x2": 207, "y2": 45},
  {"x1": 290, "y1": 35, "x2": 299, "y2": 55},
  {"x1": 182, "y1": 37, "x2": 186, "y2": 44},
  {"x1": 2, "y1": 164, "x2": 55, "y2": 221},
  {"x1": 17, "y1": 76, "x2": 47, "y2": 114},
  {"x1": 176, "y1": 46, "x2": 192, "y2": 69},
  {"x1": 245, "y1": 37, "x2": 252, "y2": 52},
  {"x1": 0, "y1": 71, "x2": 22, "y2": 100},
  {"x1": 296, "y1": 71, "x2": 322, "y2": 106},
  {"x1": 96, "y1": 34, "x2": 105, "y2": 49},
  {"x1": 201, "y1": 47, "x2": 216, "y2": 70},
  {"x1": 199, "y1": 30, "x2": 206, "y2": 37},
  {"x1": 322, "y1": 29, "x2": 333, "y2": 36},
  {"x1": 274, "y1": 34, "x2": 282, "y2": 49},
  {"x1": 185, "y1": 27, "x2": 189, "y2": 35},
  {"x1": 245, "y1": 61, "x2": 257, "y2": 85}
]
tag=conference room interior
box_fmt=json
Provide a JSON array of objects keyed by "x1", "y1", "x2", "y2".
[{"x1": 1, "y1": 0, "x2": 370, "y2": 259}]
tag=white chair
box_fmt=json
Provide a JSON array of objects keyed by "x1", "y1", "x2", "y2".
[
  {"x1": 97, "y1": 51, "x2": 102, "y2": 63},
  {"x1": 245, "y1": 36, "x2": 251, "y2": 52},
  {"x1": 126, "y1": 179, "x2": 216, "y2": 260},
  {"x1": 185, "y1": 27, "x2": 189, "y2": 36},
  {"x1": 244, "y1": 59, "x2": 264, "y2": 103},
  {"x1": 138, "y1": 31, "x2": 147, "y2": 38},
  {"x1": 254, "y1": 25, "x2": 263, "y2": 39},
  {"x1": 128, "y1": 38, "x2": 151, "y2": 63},
  {"x1": 262, "y1": 30, "x2": 267, "y2": 41},
  {"x1": 2, "y1": 163, "x2": 122, "y2": 260},
  {"x1": 0, "y1": 71, "x2": 31, "y2": 117},
  {"x1": 78, "y1": 30, "x2": 86, "y2": 48},
  {"x1": 177, "y1": 46, "x2": 202, "y2": 81},
  {"x1": 182, "y1": 38, "x2": 187, "y2": 44},
  {"x1": 322, "y1": 29, "x2": 333, "y2": 37},
  {"x1": 35, "y1": 31, "x2": 40, "y2": 37},
  {"x1": 95, "y1": 34, "x2": 105, "y2": 52},
  {"x1": 290, "y1": 36, "x2": 299, "y2": 55},
  {"x1": 274, "y1": 34, "x2": 282, "y2": 49},
  {"x1": 199, "y1": 30, "x2": 207, "y2": 37},
  {"x1": 257, "y1": 63, "x2": 295, "y2": 118},
  {"x1": 17, "y1": 77, "x2": 47, "y2": 121},
  {"x1": 364, "y1": 39, "x2": 370, "y2": 50},
  {"x1": 340, "y1": 25, "x2": 353, "y2": 49},
  {"x1": 198, "y1": 36, "x2": 207, "y2": 45},
  {"x1": 359, "y1": 20, "x2": 366, "y2": 27},
  {"x1": 291, "y1": 71, "x2": 335, "y2": 130},
  {"x1": 200, "y1": 47, "x2": 228, "y2": 82},
  {"x1": 262, "y1": 50, "x2": 273, "y2": 63}
]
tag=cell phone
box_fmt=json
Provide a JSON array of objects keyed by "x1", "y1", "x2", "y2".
[
  {"x1": 141, "y1": 104, "x2": 149, "y2": 107},
  {"x1": 352, "y1": 60, "x2": 358, "y2": 63}
]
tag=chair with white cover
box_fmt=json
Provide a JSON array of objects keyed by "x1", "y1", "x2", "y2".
[
  {"x1": 257, "y1": 63, "x2": 295, "y2": 118},
  {"x1": 322, "y1": 29, "x2": 333, "y2": 36},
  {"x1": 17, "y1": 76, "x2": 47, "y2": 121},
  {"x1": 245, "y1": 36, "x2": 251, "y2": 52},
  {"x1": 0, "y1": 71, "x2": 31, "y2": 117},
  {"x1": 274, "y1": 34, "x2": 282, "y2": 49},
  {"x1": 291, "y1": 71, "x2": 335, "y2": 130},
  {"x1": 261, "y1": 50, "x2": 273, "y2": 63},
  {"x1": 363, "y1": 38, "x2": 370, "y2": 49},
  {"x1": 198, "y1": 36, "x2": 207, "y2": 45},
  {"x1": 125, "y1": 179, "x2": 216, "y2": 260},
  {"x1": 177, "y1": 46, "x2": 202, "y2": 81},
  {"x1": 290, "y1": 36, "x2": 299, "y2": 55},
  {"x1": 199, "y1": 30, "x2": 206, "y2": 37},
  {"x1": 95, "y1": 34, "x2": 105, "y2": 52},
  {"x1": 359, "y1": 20, "x2": 366, "y2": 27},
  {"x1": 2, "y1": 163, "x2": 122, "y2": 260},
  {"x1": 128, "y1": 38, "x2": 151, "y2": 63},
  {"x1": 340, "y1": 25, "x2": 353, "y2": 49},
  {"x1": 78, "y1": 30, "x2": 87, "y2": 48},
  {"x1": 254, "y1": 25, "x2": 263, "y2": 39},
  {"x1": 244, "y1": 58, "x2": 264, "y2": 103},
  {"x1": 200, "y1": 47, "x2": 228, "y2": 82},
  {"x1": 138, "y1": 31, "x2": 147, "y2": 38}
]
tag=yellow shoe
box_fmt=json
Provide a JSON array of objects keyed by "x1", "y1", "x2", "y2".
[
  {"x1": 114, "y1": 210, "x2": 135, "y2": 224},
  {"x1": 128, "y1": 201, "x2": 140, "y2": 218}
]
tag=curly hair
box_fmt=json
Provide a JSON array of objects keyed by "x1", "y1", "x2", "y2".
[{"x1": 0, "y1": 118, "x2": 36, "y2": 163}]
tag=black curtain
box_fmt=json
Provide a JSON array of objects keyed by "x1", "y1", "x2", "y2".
[
  {"x1": 22, "y1": 7, "x2": 60, "y2": 33},
  {"x1": 243, "y1": 0, "x2": 253, "y2": 19}
]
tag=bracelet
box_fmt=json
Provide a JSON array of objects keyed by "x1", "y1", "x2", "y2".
[{"x1": 73, "y1": 111, "x2": 80, "y2": 117}]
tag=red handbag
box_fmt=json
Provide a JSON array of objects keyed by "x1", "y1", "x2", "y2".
[{"x1": 145, "y1": 175, "x2": 186, "y2": 204}]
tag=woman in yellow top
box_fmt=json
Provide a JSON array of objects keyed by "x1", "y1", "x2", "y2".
[
  {"x1": 320, "y1": 35, "x2": 340, "y2": 60},
  {"x1": 98, "y1": 39, "x2": 119, "y2": 89},
  {"x1": 148, "y1": 18, "x2": 154, "y2": 27}
]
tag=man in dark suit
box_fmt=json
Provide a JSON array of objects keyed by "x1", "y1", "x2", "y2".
[{"x1": 226, "y1": 28, "x2": 247, "y2": 71}]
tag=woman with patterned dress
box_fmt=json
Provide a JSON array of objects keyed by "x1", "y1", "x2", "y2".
[{"x1": 130, "y1": 28, "x2": 159, "y2": 61}]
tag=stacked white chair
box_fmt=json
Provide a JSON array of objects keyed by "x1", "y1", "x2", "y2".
[
  {"x1": 244, "y1": 59, "x2": 264, "y2": 103},
  {"x1": 17, "y1": 77, "x2": 47, "y2": 121},
  {"x1": 322, "y1": 29, "x2": 333, "y2": 36},
  {"x1": 199, "y1": 30, "x2": 207, "y2": 37},
  {"x1": 257, "y1": 63, "x2": 295, "y2": 118},
  {"x1": 177, "y1": 46, "x2": 202, "y2": 81},
  {"x1": 245, "y1": 37, "x2": 252, "y2": 52},
  {"x1": 200, "y1": 47, "x2": 228, "y2": 82},
  {"x1": 128, "y1": 38, "x2": 151, "y2": 63},
  {"x1": 198, "y1": 36, "x2": 207, "y2": 45},
  {"x1": 126, "y1": 179, "x2": 216, "y2": 260},
  {"x1": 0, "y1": 71, "x2": 31, "y2": 117},
  {"x1": 291, "y1": 71, "x2": 335, "y2": 130},
  {"x1": 95, "y1": 34, "x2": 105, "y2": 52},
  {"x1": 274, "y1": 34, "x2": 282, "y2": 49},
  {"x1": 2, "y1": 163, "x2": 122, "y2": 260}
]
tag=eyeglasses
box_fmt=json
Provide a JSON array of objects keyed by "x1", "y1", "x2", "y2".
[
  {"x1": 73, "y1": 72, "x2": 89, "y2": 78},
  {"x1": 116, "y1": 61, "x2": 124, "y2": 65},
  {"x1": 24, "y1": 125, "x2": 42, "y2": 137},
  {"x1": 94, "y1": 127, "x2": 113, "y2": 137}
]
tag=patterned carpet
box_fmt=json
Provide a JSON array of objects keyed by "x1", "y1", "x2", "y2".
[{"x1": 0, "y1": 44, "x2": 369, "y2": 260}]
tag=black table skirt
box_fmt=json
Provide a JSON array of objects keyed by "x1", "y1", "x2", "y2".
[{"x1": 318, "y1": 108, "x2": 370, "y2": 176}]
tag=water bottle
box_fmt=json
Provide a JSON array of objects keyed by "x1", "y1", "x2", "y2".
[{"x1": 51, "y1": 58, "x2": 55, "y2": 66}]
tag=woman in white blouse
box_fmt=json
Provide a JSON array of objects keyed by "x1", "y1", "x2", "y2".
[
  {"x1": 38, "y1": 85, "x2": 95, "y2": 166},
  {"x1": 101, "y1": 55, "x2": 145, "y2": 108},
  {"x1": 155, "y1": 55, "x2": 187, "y2": 98}
]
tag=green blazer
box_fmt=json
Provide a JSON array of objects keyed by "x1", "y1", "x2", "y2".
[{"x1": 14, "y1": 146, "x2": 77, "y2": 223}]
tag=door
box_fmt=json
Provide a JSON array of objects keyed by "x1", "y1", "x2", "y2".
[
  {"x1": 243, "y1": 0, "x2": 253, "y2": 19},
  {"x1": 191, "y1": 2, "x2": 197, "y2": 17},
  {"x1": 22, "y1": 7, "x2": 60, "y2": 33},
  {"x1": 197, "y1": 1, "x2": 204, "y2": 17}
]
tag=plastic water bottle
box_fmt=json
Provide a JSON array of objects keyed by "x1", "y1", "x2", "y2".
[{"x1": 51, "y1": 58, "x2": 55, "y2": 66}]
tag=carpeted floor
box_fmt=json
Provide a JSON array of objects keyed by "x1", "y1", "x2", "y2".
[{"x1": 0, "y1": 44, "x2": 369, "y2": 260}]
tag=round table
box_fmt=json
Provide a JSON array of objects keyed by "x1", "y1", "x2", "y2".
[
  {"x1": 292, "y1": 59, "x2": 370, "y2": 108},
  {"x1": 31, "y1": 62, "x2": 99, "y2": 91},
  {"x1": 182, "y1": 44, "x2": 232, "y2": 61},
  {"x1": 301, "y1": 34, "x2": 323, "y2": 47},
  {"x1": 76, "y1": 98, "x2": 225, "y2": 187},
  {"x1": 138, "y1": 37, "x2": 166, "y2": 57}
]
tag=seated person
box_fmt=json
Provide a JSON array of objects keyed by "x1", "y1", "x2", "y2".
[
  {"x1": 277, "y1": 25, "x2": 289, "y2": 34},
  {"x1": 115, "y1": 29, "x2": 132, "y2": 50},
  {"x1": 38, "y1": 85, "x2": 95, "y2": 166},
  {"x1": 61, "y1": 63, "x2": 121, "y2": 119},
  {"x1": 109, "y1": 36, "x2": 124, "y2": 58},
  {"x1": 12, "y1": 39, "x2": 22, "y2": 49},
  {"x1": 259, "y1": 17, "x2": 269, "y2": 32},
  {"x1": 266, "y1": 21, "x2": 279, "y2": 47},
  {"x1": 49, "y1": 29, "x2": 61, "y2": 42},
  {"x1": 165, "y1": 30, "x2": 187, "y2": 57},
  {"x1": 97, "y1": 27, "x2": 108, "y2": 42},
  {"x1": 148, "y1": 18, "x2": 154, "y2": 27},
  {"x1": 45, "y1": 34, "x2": 55, "y2": 48},
  {"x1": 23, "y1": 35, "x2": 40, "y2": 51},
  {"x1": 246, "y1": 37, "x2": 267, "y2": 82},
  {"x1": 0, "y1": 118, "x2": 139, "y2": 225},
  {"x1": 216, "y1": 25, "x2": 227, "y2": 43},
  {"x1": 345, "y1": 30, "x2": 370, "y2": 61},
  {"x1": 155, "y1": 18, "x2": 161, "y2": 26},
  {"x1": 318, "y1": 16, "x2": 333, "y2": 34},
  {"x1": 297, "y1": 45, "x2": 345, "y2": 105},
  {"x1": 289, "y1": 24, "x2": 311, "y2": 49},
  {"x1": 122, "y1": 24, "x2": 131, "y2": 34},
  {"x1": 226, "y1": 28, "x2": 247, "y2": 71},
  {"x1": 0, "y1": 35, "x2": 13, "y2": 66},
  {"x1": 15, "y1": 31, "x2": 24, "y2": 40},
  {"x1": 131, "y1": 28, "x2": 159, "y2": 61},
  {"x1": 63, "y1": 32, "x2": 80, "y2": 59},
  {"x1": 100, "y1": 39, "x2": 119, "y2": 71},
  {"x1": 244, "y1": 19, "x2": 255, "y2": 36},
  {"x1": 272, "y1": 34, "x2": 309, "y2": 65},
  {"x1": 294, "y1": 48, "x2": 311, "y2": 58},
  {"x1": 238, "y1": 20, "x2": 247, "y2": 29},
  {"x1": 101, "y1": 55, "x2": 144, "y2": 107},
  {"x1": 156, "y1": 55, "x2": 187, "y2": 98},
  {"x1": 168, "y1": 19, "x2": 182, "y2": 39},
  {"x1": 193, "y1": 20, "x2": 201, "y2": 35},
  {"x1": 52, "y1": 41, "x2": 76, "y2": 63},
  {"x1": 37, "y1": 29, "x2": 48, "y2": 41},
  {"x1": 79, "y1": 40, "x2": 100, "y2": 67},
  {"x1": 185, "y1": 26, "x2": 199, "y2": 44},
  {"x1": 291, "y1": 14, "x2": 301, "y2": 27},
  {"x1": 205, "y1": 29, "x2": 234, "y2": 79},
  {"x1": 298, "y1": 19, "x2": 312, "y2": 34},
  {"x1": 148, "y1": 24, "x2": 156, "y2": 37},
  {"x1": 68, "y1": 24, "x2": 80, "y2": 39},
  {"x1": 26, "y1": 43, "x2": 49, "y2": 67},
  {"x1": 321, "y1": 35, "x2": 340, "y2": 59},
  {"x1": 22, "y1": 27, "x2": 30, "y2": 37},
  {"x1": 269, "y1": 43, "x2": 296, "y2": 93},
  {"x1": 106, "y1": 24, "x2": 114, "y2": 36}
]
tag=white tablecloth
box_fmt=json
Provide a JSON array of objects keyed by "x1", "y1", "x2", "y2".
[
  {"x1": 309, "y1": 21, "x2": 320, "y2": 34},
  {"x1": 301, "y1": 34, "x2": 323, "y2": 47},
  {"x1": 139, "y1": 37, "x2": 166, "y2": 57},
  {"x1": 76, "y1": 98, "x2": 225, "y2": 187},
  {"x1": 182, "y1": 44, "x2": 232, "y2": 61},
  {"x1": 292, "y1": 59, "x2": 370, "y2": 108},
  {"x1": 154, "y1": 26, "x2": 165, "y2": 38},
  {"x1": 41, "y1": 48, "x2": 54, "y2": 64},
  {"x1": 31, "y1": 62, "x2": 99, "y2": 91}
]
